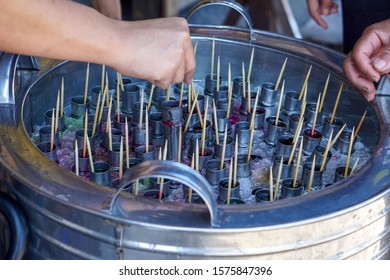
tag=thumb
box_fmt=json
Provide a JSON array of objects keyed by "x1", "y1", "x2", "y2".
[{"x1": 373, "y1": 47, "x2": 390, "y2": 74}]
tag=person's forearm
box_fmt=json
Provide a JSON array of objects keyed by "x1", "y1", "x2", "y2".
[
  {"x1": 0, "y1": 0, "x2": 121, "y2": 66},
  {"x1": 0, "y1": 0, "x2": 195, "y2": 88}
]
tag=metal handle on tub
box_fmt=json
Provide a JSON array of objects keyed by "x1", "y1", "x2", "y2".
[
  {"x1": 103, "y1": 160, "x2": 222, "y2": 228},
  {"x1": 186, "y1": 0, "x2": 255, "y2": 41},
  {"x1": 377, "y1": 74, "x2": 390, "y2": 96},
  {"x1": 0, "y1": 192, "x2": 29, "y2": 259},
  {"x1": 0, "y1": 52, "x2": 40, "y2": 104}
]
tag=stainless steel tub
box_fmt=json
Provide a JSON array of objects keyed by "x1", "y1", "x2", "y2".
[{"x1": 0, "y1": 1, "x2": 389, "y2": 259}]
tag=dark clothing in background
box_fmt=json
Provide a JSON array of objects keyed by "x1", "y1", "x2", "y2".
[{"x1": 342, "y1": 0, "x2": 390, "y2": 53}]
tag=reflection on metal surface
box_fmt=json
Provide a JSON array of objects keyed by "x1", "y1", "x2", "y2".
[
  {"x1": 377, "y1": 75, "x2": 390, "y2": 96},
  {"x1": 376, "y1": 75, "x2": 390, "y2": 133}
]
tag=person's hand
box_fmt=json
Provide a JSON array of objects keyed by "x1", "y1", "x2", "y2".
[
  {"x1": 306, "y1": 0, "x2": 338, "y2": 29},
  {"x1": 343, "y1": 19, "x2": 390, "y2": 101},
  {"x1": 112, "y1": 17, "x2": 196, "y2": 89},
  {"x1": 0, "y1": 0, "x2": 195, "y2": 89},
  {"x1": 91, "y1": 0, "x2": 121, "y2": 20}
]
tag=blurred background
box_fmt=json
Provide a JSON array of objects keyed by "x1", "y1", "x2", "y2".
[{"x1": 79, "y1": 0, "x2": 343, "y2": 51}]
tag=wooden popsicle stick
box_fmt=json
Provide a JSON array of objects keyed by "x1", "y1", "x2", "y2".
[
  {"x1": 247, "y1": 47, "x2": 255, "y2": 83},
  {"x1": 298, "y1": 65, "x2": 312, "y2": 100},
  {"x1": 139, "y1": 90, "x2": 144, "y2": 129},
  {"x1": 210, "y1": 37, "x2": 215, "y2": 80},
  {"x1": 227, "y1": 157, "x2": 234, "y2": 205},
  {"x1": 213, "y1": 99, "x2": 219, "y2": 145},
  {"x1": 298, "y1": 100, "x2": 307, "y2": 133},
  {"x1": 247, "y1": 90, "x2": 259, "y2": 162},
  {"x1": 158, "y1": 177, "x2": 164, "y2": 201},
  {"x1": 84, "y1": 63, "x2": 90, "y2": 104},
  {"x1": 119, "y1": 137, "x2": 123, "y2": 182},
  {"x1": 250, "y1": 88, "x2": 260, "y2": 130},
  {"x1": 92, "y1": 94, "x2": 101, "y2": 136},
  {"x1": 226, "y1": 63, "x2": 232, "y2": 118},
  {"x1": 354, "y1": 110, "x2": 367, "y2": 140},
  {"x1": 288, "y1": 128, "x2": 300, "y2": 165},
  {"x1": 344, "y1": 127, "x2": 355, "y2": 177},
  {"x1": 119, "y1": 72, "x2": 124, "y2": 92},
  {"x1": 274, "y1": 57, "x2": 288, "y2": 91},
  {"x1": 100, "y1": 65, "x2": 105, "y2": 94},
  {"x1": 217, "y1": 56, "x2": 220, "y2": 91},
  {"x1": 302, "y1": 80, "x2": 308, "y2": 104},
  {"x1": 201, "y1": 97, "x2": 209, "y2": 156},
  {"x1": 195, "y1": 139, "x2": 199, "y2": 173},
  {"x1": 105, "y1": 72, "x2": 109, "y2": 107},
  {"x1": 220, "y1": 124, "x2": 228, "y2": 170},
  {"x1": 163, "y1": 139, "x2": 168, "y2": 161},
  {"x1": 269, "y1": 168, "x2": 274, "y2": 202},
  {"x1": 242, "y1": 62, "x2": 246, "y2": 99},
  {"x1": 247, "y1": 124, "x2": 255, "y2": 163},
  {"x1": 291, "y1": 115, "x2": 304, "y2": 147},
  {"x1": 106, "y1": 95, "x2": 113, "y2": 133},
  {"x1": 292, "y1": 138, "x2": 303, "y2": 187},
  {"x1": 179, "y1": 82, "x2": 184, "y2": 107},
  {"x1": 125, "y1": 117, "x2": 129, "y2": 169},
  {"x1": 330, "y1": 123, "x2": 346, "y2": 147},
  {"x1": 195, "y1": 99, "x2": 204, "y2": 128},
  {"x1": 310, "y1": 93, "x2": 322, "y2": 137},
  {"x1": 55, "y1": 91, "x2": 60, "y2": 132},
  {"x1": 350, "y1": 157, "x2": 360, "y2": 175},
  {"x1": 177, "y1": 127, "x2": 182, "y2": 162},
  {"x1": 188, "y1": 83, "x2": 192, "y2": 114},
  {"x1": 86, "y1": 135, "x2": 94, "y2": 173},
  {"x1": 75, "y1": 140, "x2": 79, "y2": 176},
  {"x1": 116, "y1": 72, "x2": 121, "y2": 122},
  {"x1": 274, "y1": 156, "x2": 283, "y2": 200},
  {"x1": 145, "y1": 106, "x2": 149, "y2": 153},
  {"x1": 147, "y1": 84, "x2": 155, "y2": 109},
  {"x1": 98, "y1": 90, "x2": 106, "y2": 123},
  {"x1": 307, "y1": 154, "x2": 316, "y2": 193},
  {"x1": 183, "y1": 91, "x2": 199, "y2": 132},
  {"x1": 134, "y1": 180, "x2": 139, "y2": 196},
  {"x1": 330, "y1": 82, "x2": 343, "y2": 124},
  {"x1": 158, "y1": 146, "x2": 162, "y2": 160},
  {"x1": 60, "y1": 77, "x2": 64, "y2": 117},
  {"x1": 191, "y1": 84, "x2": 204, "y2": 128},
  {"x1": 50, "y1": 107, "x2": 55, "y2": 153},
  {"x1": 275, "y1": 79, "x2": 285, "y2": 126},
  {"x1": 107, "y1": 114, "x2": 112, "y2": 151},
  {"x1": 166, "y1": 84, "x2": 171, "y2": 101},
  {"x1": 233, "y1": 134, "x2": 238, "y2": 187},
  {"x1": 320, "y1": 129, "x2": 333, "y2": 172},
  {"x1": 319, "y1": 73, "x2": 330, "y2": 112},
  {"x1": 82, "y1": 111, "x2": 88, "y2": 158},
  {"x1": 193, "y1": 41, "x2": 198, "y2": 56},
  {"x1": 247, "y1": 82, "x2": 251, "y2": 101},
  {"x1": 247, "y1": 84, "x2": 251, "y2": 114}
]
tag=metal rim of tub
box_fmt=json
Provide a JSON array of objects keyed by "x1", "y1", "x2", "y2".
[{"x1": 0, "y1": 3, "x2": 388, "y2": 259}]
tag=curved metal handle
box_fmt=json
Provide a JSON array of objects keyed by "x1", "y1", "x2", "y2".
[
  {"x1": 0, "y1": 52, "x2": 40, "y2": 104},
  {"x1": 0, "y1": 192, "x2": 29, "y2": 259},
  {"x1": 377, "y1": 74, "x2": 390, "y2": 96},
  {"x1": 186, "y1": 0, "x2": 255, "y2": 41},
  {"x1": 103, "y1": 160, "x2": 222, "y2": 228}
]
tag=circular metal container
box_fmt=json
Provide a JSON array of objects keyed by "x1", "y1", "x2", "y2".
[{"x1": 0, "y1": 1, "x2": 389, "y2": 260}]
